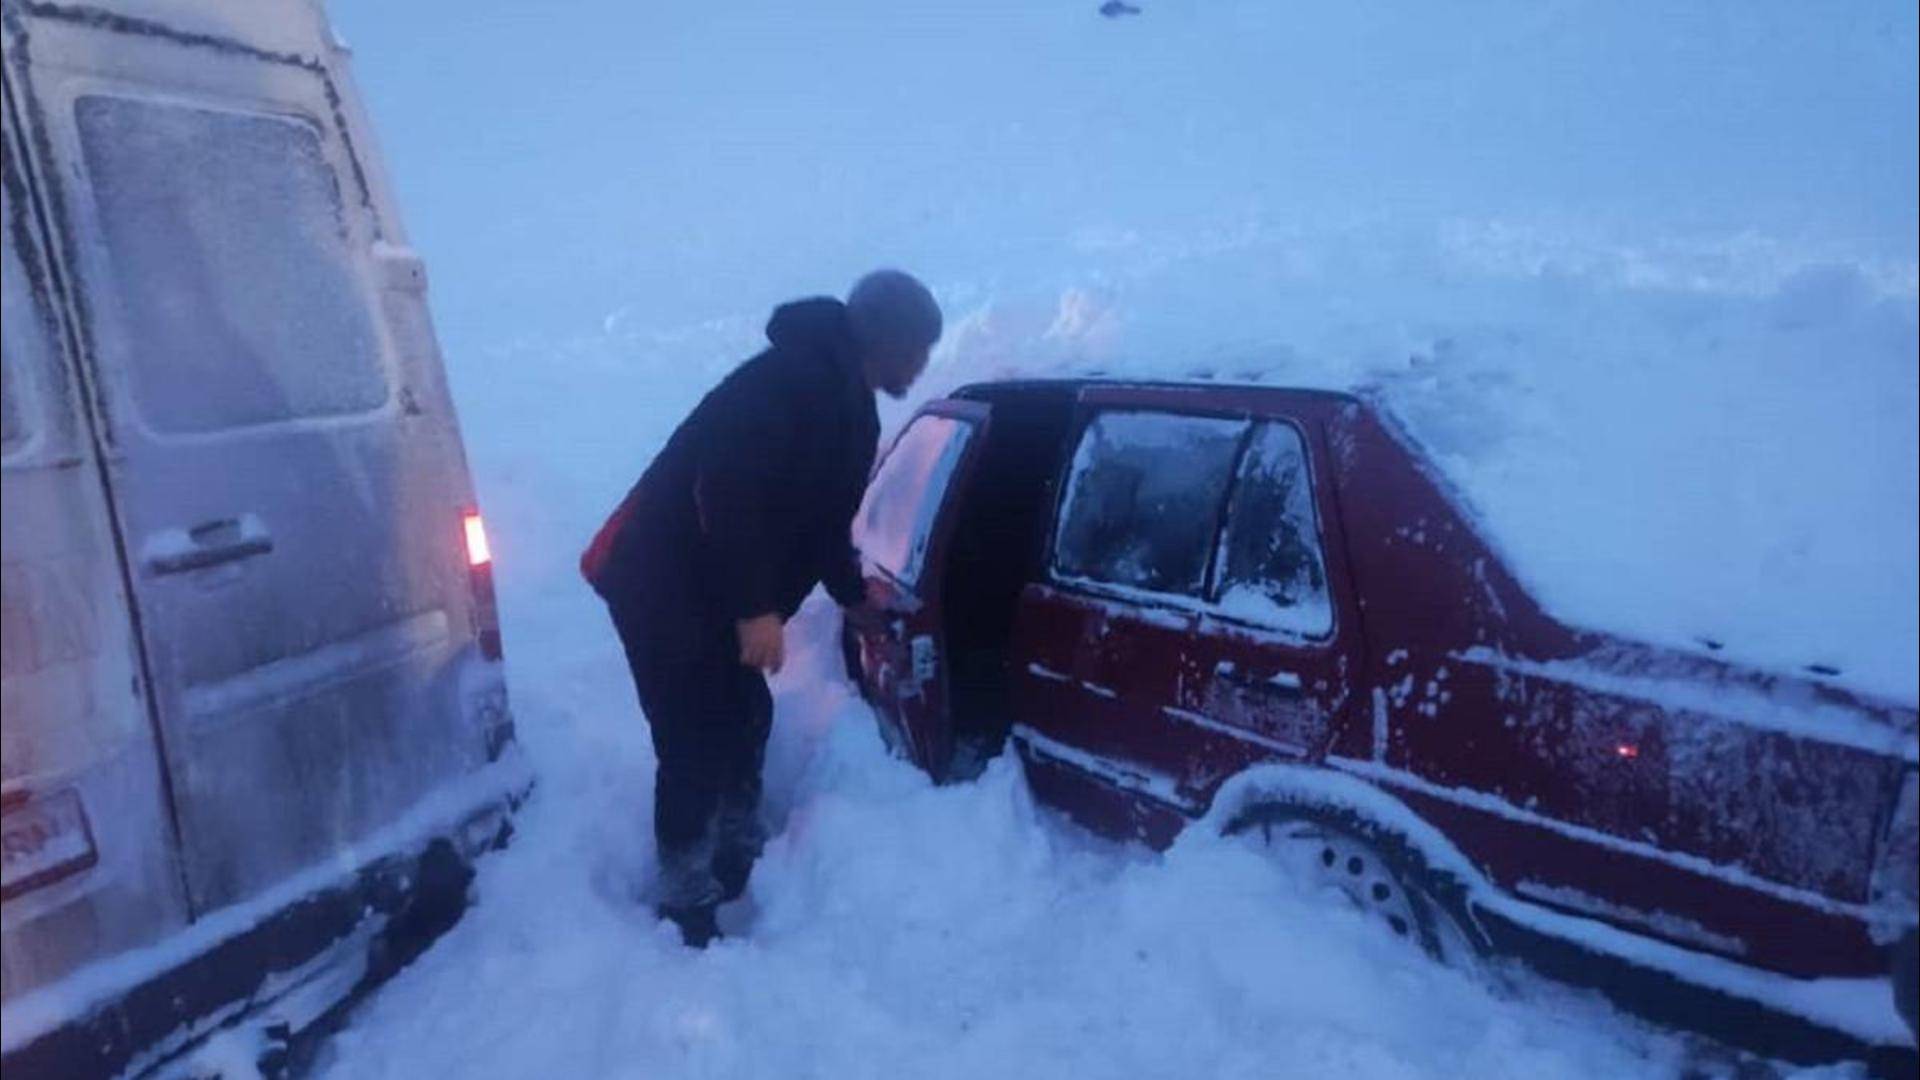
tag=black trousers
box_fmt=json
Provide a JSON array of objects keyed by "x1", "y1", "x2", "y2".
[{"x1": 609, "y1": 604, "x2": 772, "y2": 909}]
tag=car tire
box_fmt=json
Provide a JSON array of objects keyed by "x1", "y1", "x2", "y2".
[{"x1": 1225, "y1": 802, "x2": 1489, "y2": 967}]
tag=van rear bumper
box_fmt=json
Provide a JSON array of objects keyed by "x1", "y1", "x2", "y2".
[{"x1": 0, "y1": 754, "x2": 532, "y2": 1080}]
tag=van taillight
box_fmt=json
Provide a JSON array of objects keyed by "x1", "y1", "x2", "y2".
[
  {"x1": 463, "y1": 509, "x2": 503, "y2": 661},
  {"x1": 464, "y1": 512, "x2": 492, "y2": 566}
]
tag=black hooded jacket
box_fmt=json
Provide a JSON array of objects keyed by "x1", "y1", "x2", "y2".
[{"x1": 581, "y1": 299, "x2": 878, "y2": 651}]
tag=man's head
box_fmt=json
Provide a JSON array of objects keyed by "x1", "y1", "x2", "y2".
[{"x1": 846, "y1": 269, "x2": 942, "y2": 399}]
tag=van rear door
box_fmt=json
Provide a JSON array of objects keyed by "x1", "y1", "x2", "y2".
[
  {"x1": 848, "y1": 400, "x2": 991, "y2": 781},
  {"x1": 2, "y1": 84, "x2": 191, "y2": 999},
  {"x1": 10, "y1": 11, "x2": 497, "y2": 913}
]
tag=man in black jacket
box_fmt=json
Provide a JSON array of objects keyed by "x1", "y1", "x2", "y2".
[{"x1": 581, "y1": 270, "x2": 942, "y2": 946}]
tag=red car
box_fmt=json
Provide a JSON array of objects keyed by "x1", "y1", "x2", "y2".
[{"x1": 844, "y1": 379, "x2": 1918, "y2": 1066}]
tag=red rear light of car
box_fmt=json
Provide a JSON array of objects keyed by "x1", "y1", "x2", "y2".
[{"x1": 462, "y1": 508, "x2": 503, "y2": 661}]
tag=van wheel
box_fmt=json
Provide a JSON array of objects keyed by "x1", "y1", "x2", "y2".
[{"x1": 1225, "y1": 804, "x2": 1486, "y2": 967}]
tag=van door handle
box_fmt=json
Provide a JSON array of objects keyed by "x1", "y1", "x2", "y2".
[{"x1": 144, "y1": 516, "x2": 274, "y2": 576}]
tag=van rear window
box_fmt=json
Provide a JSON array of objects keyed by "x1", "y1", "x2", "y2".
[
  {"x1": 74, "y1": 96, "x2": 387, "y2": 434},
  {"x1": 2, "y1": 202, "x2": 50, "y2": 455},
  {"x1": 1053, "y1": 411, "x2": 1246, "y2": 598}
]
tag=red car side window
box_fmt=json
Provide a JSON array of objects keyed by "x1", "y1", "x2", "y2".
[
  {"x1": 1212, "y1": 421, "x2": 1333, "y2": 638},
  {"x1": 1052, "y1": 410, "x2": 1247, "y2": 598}
]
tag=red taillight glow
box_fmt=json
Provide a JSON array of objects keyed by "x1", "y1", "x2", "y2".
[
  {"x1": 464, "y1": 512, "x2": 492, "y2": 567},
  {"x1": 1615, "y1": 743, "x2": 1640, "y2": 760},
  {"x1": 462, "y1": 509, "x2": 503, "y2": 661}
]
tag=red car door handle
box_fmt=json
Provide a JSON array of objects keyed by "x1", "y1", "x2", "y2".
[{"x1": 1220, "y1": 668, "x2": 1305, "y2": 699}]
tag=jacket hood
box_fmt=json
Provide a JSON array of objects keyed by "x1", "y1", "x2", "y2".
[{"x1": 766, "y1": 297, "x2": 852, "y2": 357}]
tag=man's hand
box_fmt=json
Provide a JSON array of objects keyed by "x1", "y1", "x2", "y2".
[
  {"x1": 843, "y1": 603, "x2": 886, "y2": 633},
  {"x1": 843, "y1": 578, "x2": 894, "y2": 633},
  {"x1": 737, "y1": 614, "x2": 786, "y2": 673}
]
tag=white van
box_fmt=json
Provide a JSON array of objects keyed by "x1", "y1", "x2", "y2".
[{"x1": 1, "y1": 1, "x2": 524, "y2": 1074}]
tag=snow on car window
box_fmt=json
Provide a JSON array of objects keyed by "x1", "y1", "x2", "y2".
[
  {"x1": 853, "y1": 414, "x2": 975, "y2": 587},
  {"x1": 75, "y1": 96, "x2": 387, "y2": 434},
  {"x1": 1215, "y1": 421, "x2": 1332, "y2": 637},
  {"x1": 1053, "y1": 411, "x2": 1247, "y2": 597}
]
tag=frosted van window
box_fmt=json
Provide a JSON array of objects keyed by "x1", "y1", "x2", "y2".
[
  {"x1": 1, "y1": 205, "x2": 48, "y2": 454},
  {"x1": 75, "y1": 96, "x2": 386, "y2": 433}
]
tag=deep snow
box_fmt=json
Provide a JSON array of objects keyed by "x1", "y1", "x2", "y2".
[
  {"x1": 316, "y1": 603, "x2": 1719, "y2": 1080},
  {"x1": 314, "y1": 0, "x2": 1917, "y2": 1076}
]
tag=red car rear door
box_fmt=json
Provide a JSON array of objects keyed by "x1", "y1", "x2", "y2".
[
  {"x1": 1154, "y1": 407, "x2": 1369, "y2": 799},
  {"x1": 1014, "y1": 388, "x2": 1367, "y2": 817},
  {"x1": 1012, "y1": 391, "x2": 1253, "y2": 818}
]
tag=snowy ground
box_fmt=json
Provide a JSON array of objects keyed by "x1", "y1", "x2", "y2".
[
  {"x1": 317, "y1": 600, "x2": 1728, "y2": 1080},
  {"x1": 314, "y1": 1, "x2": 1916, "y2": 1076}
]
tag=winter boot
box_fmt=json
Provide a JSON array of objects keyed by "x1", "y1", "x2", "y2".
[
  {"x1": 714, "y1": 847, "x2": 755, "y2": 904},
  {"x1": 713, "y1": 794, "x2": 766, "y2": 904},
  {"x1": 658, "y1": 902, "x2": 721, "y2": 949}
]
